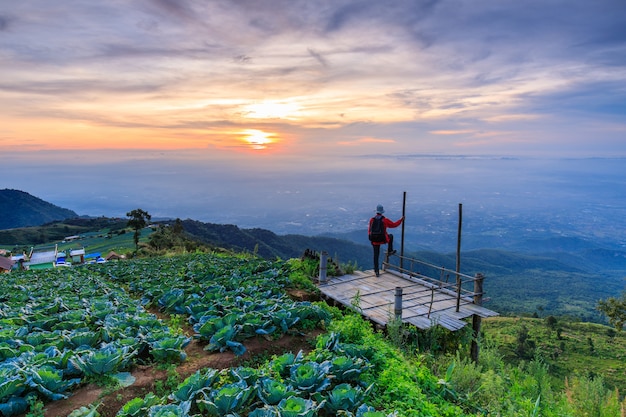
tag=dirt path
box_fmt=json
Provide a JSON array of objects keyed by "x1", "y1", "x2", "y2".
[{"x1": 44, "y1": 332, "x2": 320, "y2": 417}]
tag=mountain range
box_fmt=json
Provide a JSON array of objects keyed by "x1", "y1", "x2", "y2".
[{"x1": 0, "y1": 189, "x2": 78, "y2": 229}]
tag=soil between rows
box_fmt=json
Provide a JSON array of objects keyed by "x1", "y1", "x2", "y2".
[{"x1": 43, "y1": 331, "x2": 322, "y2": 417}]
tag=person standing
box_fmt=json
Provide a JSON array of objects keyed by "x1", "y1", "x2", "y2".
[{"x1": 368, "y1": 204, "x2": 404, "y2": 277}]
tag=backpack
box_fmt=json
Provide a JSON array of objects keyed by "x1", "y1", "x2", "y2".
[{"x1": 369, "y1": 216, "x2": 386, "y2": 242}]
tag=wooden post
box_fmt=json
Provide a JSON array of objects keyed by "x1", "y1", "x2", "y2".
[
  {"x1": 456, "y1": 203, "x2": 463, "y2": 312},
  {"x1": 471, "y1": 273, "x2": 484, "y2": 363},
  {"x1": 394, "y1": 287, "x2": 403, "y2": 319},
  {"x1": 400, "y1": 191, "x2": 406, "y2": 271},
  {"x1": 319, "y1": 251, "x2": 328, "y2": 284}
]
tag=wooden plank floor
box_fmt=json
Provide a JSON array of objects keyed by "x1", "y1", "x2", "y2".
[{"x1": 318, "y1": 269, "x2": 498, "y2": 331}]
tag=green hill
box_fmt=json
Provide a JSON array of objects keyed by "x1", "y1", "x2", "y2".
[
  {"x1": 483, "y1": 316, "x2": 626, "y2": 394},
  {"x1": 181, "y1": 219, "x2": 371, "y2": 266},
  {"x1": 0, "y1": 189, "x2": 78, "y2": 229}
]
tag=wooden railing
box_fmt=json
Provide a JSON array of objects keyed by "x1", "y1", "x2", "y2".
[{"x1": 383, "y1": 253, "x2": 485, "y2": 312}]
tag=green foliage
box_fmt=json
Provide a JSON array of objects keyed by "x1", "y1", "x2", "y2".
[
  {"x1": 116, "y1": 393, "x2": 161, "y2": 417},
  {"x1": 67, "y1": 404, "x2": 101, "y2": 417},
  {"x1": 385, "y1": 316, "x2": 408, "y2": 351},
  {"x1": 196, "y1": 380, "x2": 255, "y2": 416},
  {"x1": 150, "y1": 335, "x2": 192, "y2": 363},
  {"x1": 147, "y1": 402, "x2": 191, "y2": 417},
  {"x1": 597, "y1": 289, "x2": 626, "y2": 330},
  {"x1": 483, "y1": 316, "x2": 626, "y2": 395},
  {"x1": 323, "y1": 382, "x2": 370, "y2": 414},
  {"x1": 24, "y1": 396, "x2": 45, "y2": 417},
  {"x1": 70, "y1": 345, "x2": 136, "y2": 376},
  {"x1": 25, "y1": 365, "x2": 81, "y2": 400},
  {"x1": 289, "y1": 361, "x2": 332, "y2": 394},
  {"x1": 514, "y1": 325, "x2": 536, "y2": 359},
  {"x1": 341, "y1": 260, "x2": 358, "y2": 274},
  {"x1": 564, "y1": 375, "x2": 625, "y2": 417},
  {"x1": 169, "y1": 369, "x2": 219, "y2": 403},
  {"x1": 257, "y1": 377, "x2": 298, "y2": 406},
  {"x1": 285, "y1": 259, "x2": 319, "y2": 292},
  {"x1": 275, "y1": 396, "x2": 323, "y2": 417},
  {"x1": 153, "y1": 365, "x2": 181, "y2": 398},
  {"x1": 4, "y1": 250, "x2": 626, "y2": 417},
  {"x1": 148, "y1": 219, "x2": 202, "y2": 253},
  {"x1": 126, "y1": 208, "x2": 151, "y2": 250}
]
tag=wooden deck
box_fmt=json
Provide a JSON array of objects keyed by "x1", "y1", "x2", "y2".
[{"x1": 318, "y1": 269, "x2": 499, "y2": 331}]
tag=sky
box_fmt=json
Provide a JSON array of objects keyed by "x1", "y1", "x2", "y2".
[{"x1": 1, "y1": 0, "x2": 626, "y2": 232}]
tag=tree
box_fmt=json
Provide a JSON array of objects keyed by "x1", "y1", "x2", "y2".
[
  {"x1": 126, "y1": 208, "x2": 151, "y2": 250},
  {"x1": 515, "y1": 325, "x2": 536, "y2": 359},
  {"x1": 597, "y1": 289, "x2": 626, "y2": 331}
]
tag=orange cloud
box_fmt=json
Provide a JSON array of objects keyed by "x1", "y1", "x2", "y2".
[{"x1": 429, "y1": 129, "x2": 475, "y2": 135}]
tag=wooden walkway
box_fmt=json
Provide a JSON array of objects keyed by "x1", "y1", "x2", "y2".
[{"x1": 318, "y1": 269, "x2": 499, "y2": 331}]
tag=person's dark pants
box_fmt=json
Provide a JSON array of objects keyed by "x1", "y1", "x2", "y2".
[{"x1": 372, "y1": 234, "x2": 394, "y2": 275}]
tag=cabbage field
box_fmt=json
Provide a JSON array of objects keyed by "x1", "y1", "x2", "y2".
[{"x1": 1, "y1": 253, "x2": 366, "y2": 417}]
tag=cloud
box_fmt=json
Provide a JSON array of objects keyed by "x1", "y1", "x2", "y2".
[
  {"x1": 147, "y1": 0, "x2": 198, "y2": 22},
  {"x1": 338, "y1": 137, "x2": 396, "y2": 146},
  {"x1": 430, "y1": 130, "x2": 475, "y2": 136},
  {"x1": 0, "y1": 14, "x2": 12, "y2": 31},
  {"x1": 0, "y1": 0, "x2": 625, "y2": 159},
  {"x1": 307, "y1": 48, "x2": 328, "y2": 68}
]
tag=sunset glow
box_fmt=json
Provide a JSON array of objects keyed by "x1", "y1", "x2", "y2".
[
  {"x1": 242, "y1": 101, "x2": 302, "y2": 120},
  {"x1": 0, "y1": 0, "x2": 624, "y2": 250},
  {"x1": 241, "y1": 129, "x2": 276, "y2": 150},
  {"x1": 0, "y1": 2, "x2": 623, "y2": 158}
]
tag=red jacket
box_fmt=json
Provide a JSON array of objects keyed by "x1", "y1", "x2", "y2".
[{"x1": 368, "y1": 215, "x2": 402, "y2": 246}]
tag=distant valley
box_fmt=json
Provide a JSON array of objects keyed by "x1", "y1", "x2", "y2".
[{"x1": 1, "y1": 188, "x2": 624, "y2": 324}]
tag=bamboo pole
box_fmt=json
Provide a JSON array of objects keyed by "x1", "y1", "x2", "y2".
[
  {"x1": 456, "y1": 203, "x2": 463, "y2": 312},
  {"x1": 400, "y1": 191, "x2": 406, "y2": 270}
]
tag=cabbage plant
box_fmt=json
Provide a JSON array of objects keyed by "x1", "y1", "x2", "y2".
[
  {"x1": 196, "y1": 381, "x2": 254, "y2": 416},
  {"x1": 157, "y1": 289, "x2": 187, "y2": 314},
  {"x1": 169, "y1": 368, "x2": 219, "y2": 403},
  {"x1": 194, "y1": 314, "x2": 246, "y2": 355},
  {"x1": 0, "y1": 394, "x2": 30, "y2": 417},
  {"x1": 65, "y1": 329, "x2": 102, "y2": 349},
  {"x1": 341, "y1": 403, "x2": 396, "y2": 417},
  {"x1": 149, "y1": 335, "x2": 191, "y2": 363},
  {"x1": 322, "y1": 383, "x2": 371, "y2": 414},
  {"x1": 147, "y1": 402, "x2": 191, "y2": 417},
  {"x1": 67, "y1": 404, "x2": 101, "y2": 417},
  {"x1": 116, "y1": 393, "x2": 161, "y2": 417},
  {"x1": 207, "y1": 325, "x2": 245, "y2": 356},
  {"x1": 0, "y1": 375, "x2": 26, "y2": 405},
  {"x1": 26, "y1": 365, "x2": 81, "y2": 400},
  {"x1": 330, "y1": 355, "x2": 371, "y2": 384},
  {"x1": 256, "y1": 377, "x2": 298, "y2": 406},
  {"x1": 269, "y1": 350, "x2": 304, "y2": 378},
  {"x1": 289, "y1": 361, "x2": 332, "y2": 394},
  {"x1": 0, "y1": 344, "x2": 18, "y2": 361},
  {"x1": 70, "y1": 344, "x2": 136, "y2": 376},
  {"x1": 248, "y1": 407, "x2": 280, "y2": 417},
  {"x1": 229, "y1": 366, "x2": 260, "y2": 386},
  {"x1": 276, "y1": 396, "x2": 324, "y2": 417}
]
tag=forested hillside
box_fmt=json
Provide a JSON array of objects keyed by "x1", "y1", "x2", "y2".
[
  {"x1": 0, "y1": 189, "x2": 78, "y2": 229},
  {"x1": 136, "y1": 219, "x2": 626, "y2": 323},
  {"x1": 181, "y1": 219, "x2": 371, "y2": 265},
  {"x1": 2, "y1": 210, "x2": 624, "y2": 324}
]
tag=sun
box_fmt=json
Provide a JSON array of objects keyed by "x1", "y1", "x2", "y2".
[{"x1": 241, "y1": 129, "x2": 275, "y2": 150}]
